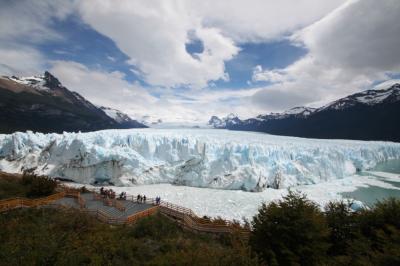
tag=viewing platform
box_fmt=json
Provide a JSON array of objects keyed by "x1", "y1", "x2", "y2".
[{"x1": 0, "y1": 186, "x2": 251, "y2": 239}]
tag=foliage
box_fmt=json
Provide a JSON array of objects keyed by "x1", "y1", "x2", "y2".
[
  {"x1": 23, "y1": 173, "x2": 57, "y2": 197},
  {"x1": 324, "y1": 200, "x2": 358, "y2": 256},
  {"x1": 250, "y1": 190, "x2": 329, "y2": 266},
  {"x1": 250, "y1": 191, "x2": 400, "y2": 266},
  {"x1": 0, "y1": 172, "x2": 30, "y2": 199},
  {"x1": 0, "y1": 209, "x2": 259, "y2": 266},
  {"x1": 2, "y1": 173, "x2": 400, "y2": 265}
]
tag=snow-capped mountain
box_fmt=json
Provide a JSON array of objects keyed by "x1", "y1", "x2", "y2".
[
  {"x1": 255, "y1": 106, "x2": 317, "y2": 121},
  {"x1": 210, "y1": 84, "x2": 400, "y2": 142},
  {"x1": 99, "y1": 106, "x2": 146, "y2": 128},
  {"x1": 208, "y1": 113, "x2": 241, "y2": 128},
  {"x1": 0, "y1": 71, "x2": 146, "y2": 133},
  {"x1": 320, "y1": 83, "x2": 400, "y2": 111}
]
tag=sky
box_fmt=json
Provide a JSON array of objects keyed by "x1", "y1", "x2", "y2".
[{"x1": 0, "y1": 0, "x2": 400, "y2": 124}]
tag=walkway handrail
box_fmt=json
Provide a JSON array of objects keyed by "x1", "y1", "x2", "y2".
[
  {"x1": 113, "y1": 199, "x2": 126, "y2": 212},
  {"x1": 77, "y1": 193, "x2": 86, "y2": 208},
  {"x1": 86, "y1": 187, "x2": 250, "y2": 236},
  {"x1": 0, "y1": 191, "x2": 66, "y2": 212},
  {"x1": 1, "y1": 186, "x2": 249, "y2": 237},
  {"x1": 125, "y1": 206, "x2": 158, "y2": 224}
]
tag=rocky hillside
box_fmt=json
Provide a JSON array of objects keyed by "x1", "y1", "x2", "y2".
[
  {"x1": 0, "y1": 71, "x2": 146, "y2": 133},
  {"x1": 209, "y1": 84, "x2": 400, "y2": 142}
]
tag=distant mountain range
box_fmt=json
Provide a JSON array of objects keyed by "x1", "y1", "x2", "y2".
[
  {"x1": 0, "y1": 71, "x2": 146, "y2": 133},
  {"x1": 209, "y1": 84, "x2": 400, "y2": 142}
]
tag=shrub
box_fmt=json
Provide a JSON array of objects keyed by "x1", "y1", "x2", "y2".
[
  {"x1": 250, "y1": 190, "x2": 329, "y2": 266},
  {"x1": 21, "y1": 172, "x2": 35, "y2": 185},
  {"x1": 325, "y1": 201, "x2": 358, "y2": 256},
  {"x1": 25, "y1": 174, "x2": 57, "y2": 197}
]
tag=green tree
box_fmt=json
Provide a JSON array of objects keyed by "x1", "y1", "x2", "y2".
[
  {"x1": 250, "y1": 190, "x2": 329, "y2": 266},
  {"x1": 26, "y1": 174, "x2": 57, "y2": 197},
  {"x1": 325, "y1": 201, "x2": 358, "y2": 256}
]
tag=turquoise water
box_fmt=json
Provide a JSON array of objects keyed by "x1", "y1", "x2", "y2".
[
  {"x1": 342, "y1": 186, "x2": 400, "y2": 206},
  {"x1": 341, "y1": 159, "x2": 400, "y2": 206},
  {"x1": 372, "y1": 159, "x2": 400, "y2": 174}
]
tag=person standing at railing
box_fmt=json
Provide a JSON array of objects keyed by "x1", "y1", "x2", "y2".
[
  {"x1": 143, "y1": 195, "x2": 146, "y2": 203},
  {"x1": 155, "y1": 196, "x2": 161, "y2": 205},
  {"x1": 137, "y1": 194, "x2": 140, "y2": 203}
]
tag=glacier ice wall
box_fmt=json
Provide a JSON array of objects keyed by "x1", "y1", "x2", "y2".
[{"x1": 1, "y1": 129, "x2": 400, "y2": 191}]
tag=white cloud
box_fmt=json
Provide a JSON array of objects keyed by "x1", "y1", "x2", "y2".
[
  {"x1": 193, "y1": 0, "x2": 345, "y2": 42},
  {"x1": 0, "y1": 0, "x2": 74, "y2": 76},
  {"x1": 373, "y1": 79, "x2": 400, "y2": 90},
  {"x1": 77, "y1": 0, "x2": 239, "y2": 88},
  {"x1": 76, "y1": 0, "x2": 344, "y2": 88},
  {"x1": 296, "y1": 0, "x2": 400, "y2": 73},
  {"x1": 50, "y1": 60, "x2": 261, "y2": 123},
  {"x1": 0, "y1": 45, "x2": 45, "y2": 76},
  {"x1": 251, "y1": 0, "x2": 400, "y2": 112},
  {"x1": 252, "y1": 65, "x2": 288, "y2": 83},
  {"x1": 1, "y1": 0, "x2": 399, "y2": 122},
  {"x1": 0, "y1": 0, "x2": 72, "y2": 43}
]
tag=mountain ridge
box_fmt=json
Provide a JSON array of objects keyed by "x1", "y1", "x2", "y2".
[
  {"x1": 0, "y1": 71, "x2": 147, "y2": 133},
  {"x1": 209, "y1": 84, "x2": 400, "y2": 142}
]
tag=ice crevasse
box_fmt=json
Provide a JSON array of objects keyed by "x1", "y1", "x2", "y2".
[{"x1": 0, "y1": 129, "x2": 399, "y2": 191}]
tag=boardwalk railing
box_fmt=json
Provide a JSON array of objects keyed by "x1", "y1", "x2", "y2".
[
  {"x1": 1, "y1": 185, "x2": 251, "y2": 238},
  {"x1": 157, "y1": 200, "x2": 250, "y2": 238},
  {"x1": 0, "y1": 191, "x2": 66, "y2": 212},
  {"x1": 113, "y1": 199, "x2": 126, "y2": 212},
  {"x1": 88, "y1": 188, "x2": 250, "y2": 238}
]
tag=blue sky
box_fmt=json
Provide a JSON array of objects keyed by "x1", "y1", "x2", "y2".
[
  {"x1": 1, "y1": 0, "x2": 399, "y2": 123},
  {"x1": 35, "y1": 15, "x2": 307, "y2": 90}
]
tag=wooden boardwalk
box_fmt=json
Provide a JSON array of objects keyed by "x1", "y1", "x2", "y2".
[
  {"x1": 0, "y1": 187, "x2": 251, "y2": 239},
  {"x1": 52, "y1": 193, "x2": 154, "y2": 219}
]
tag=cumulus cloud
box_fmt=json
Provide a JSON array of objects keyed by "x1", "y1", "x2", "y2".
[
  {"x1": 77, "y1": 0, "x2": 239, "y2": 88},
  {"x1": 251, "y1": 0, "x2": 400, "y2": 112},
  {"x1": 0, "y1": 45, "x2": 45, "y2": 76},
  {"x1": 193, "y1": 0, "x2": 345, "y2": 42},
  {"x1": 0, "y1": 0, "x2": 74, "y2": 76},
  {"x1": 50, "y1": 60, "x2": 262, "y2": 123},
  {"x1": 1, "y1": 0, "x2": 399, "y2": 121},
  {"x1": 76, "y1": 0, "x2": 343, "y2": 88},
  {"x1": 0, "y1": 0, "x2": 72, "y2": 43},
  {"x1": 252, "y1": 65, "x2": 288, "y2": 83},
  {"x1": 373, "y1": 79, "x2": 400, "y2": 90},
  {"x1": 297, "y1": 0, "x2": 400, "y2": 73}
]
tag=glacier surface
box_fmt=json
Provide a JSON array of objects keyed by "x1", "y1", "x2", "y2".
[{"x1": 1, "y1": 129, "x2": 400, "y2": 191}]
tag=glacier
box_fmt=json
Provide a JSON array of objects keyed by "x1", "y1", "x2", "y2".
[{"x1": 0, "y1": 128, "x2": 400, "y2": 191}]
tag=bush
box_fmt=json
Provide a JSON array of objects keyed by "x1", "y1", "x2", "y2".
[
  {"x1": 21, "y1": 172, "x2": 35, "y2": 185},
  {"x1": 325, "y1": 201, "x2": 358, "y2": 256},
  {"x1": 0, "y1": 208, "x2": 259, "y2": 265},
  {"x1": 250, "y1": 190, "x2": 329, "y2": 266},
  {"x1": 24, "y1": 173, "x2": 57, "y2": 197}
]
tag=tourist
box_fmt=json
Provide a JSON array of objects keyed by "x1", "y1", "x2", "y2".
[
  {"x1": 143, "y1": 195, "x2": 146, "y2": 203},
  {"x1": 137, "y1": 194, "x2": 140, "y2": 203}
]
